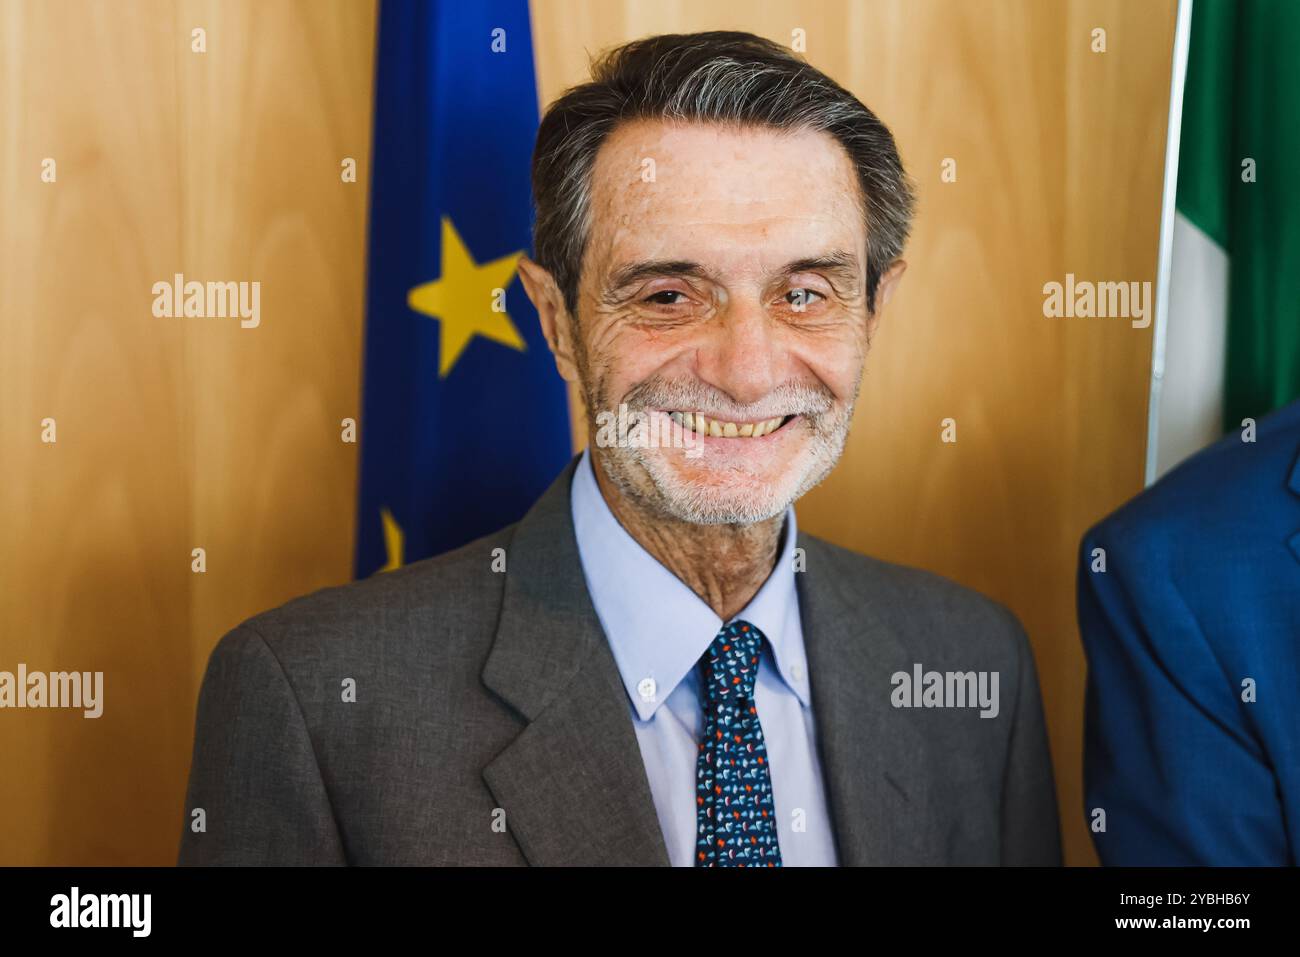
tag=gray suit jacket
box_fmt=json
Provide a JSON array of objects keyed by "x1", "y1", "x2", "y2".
[{"x1": 178, "y1": 454, "x2": 1061, "y2": 865}]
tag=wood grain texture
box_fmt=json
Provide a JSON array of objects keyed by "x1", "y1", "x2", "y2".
[
  {"x1": 0, "y1": 0, "x2": 376, "y2": 865},
  {"x1": 532, "y1": 0, "x2": 1177, "y2": 867}
]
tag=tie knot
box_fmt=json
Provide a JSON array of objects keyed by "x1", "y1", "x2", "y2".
[{"x1": 700, "y1": 620, "x2": 765, "y2": 700}]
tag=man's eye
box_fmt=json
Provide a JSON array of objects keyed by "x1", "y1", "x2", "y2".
[
  {"x1": 644, "y1": 290, "x2": 688, "y2": 306},
  {"x1": 786, "y1": 288, "x2": 825, "y2": 308}
]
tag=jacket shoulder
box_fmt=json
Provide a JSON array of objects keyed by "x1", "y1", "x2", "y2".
[
  {"x1": 1085, "y1": 398, "x2": 1300, "y2": 551},
  {"x1": 218, "y1": 522, "x2": 517, "y2": 665}
]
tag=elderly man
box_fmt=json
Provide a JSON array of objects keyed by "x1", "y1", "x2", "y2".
[{"x1": 179, "y1": 31, "x2": 1060, "y2": 867}]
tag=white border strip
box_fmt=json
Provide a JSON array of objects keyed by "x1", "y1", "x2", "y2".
[{"x1": 1144, "y1": 0, "x2": 1196, "y2": 486}]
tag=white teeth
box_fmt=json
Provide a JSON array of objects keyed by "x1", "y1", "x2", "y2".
[{"x1": 666, "y1": 411, "x2": 790, "y2": 438}]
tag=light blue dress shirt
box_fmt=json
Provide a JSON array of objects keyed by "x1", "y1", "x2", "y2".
[{"x1": 569, "y1": 447, "x2": 839, "y2": 866}]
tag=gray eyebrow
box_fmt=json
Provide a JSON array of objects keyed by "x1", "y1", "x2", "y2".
[
  {"x1": 605, "y1": 260, "x2": 715, "y2": 293},
  {"x1": 781, "y1": 251, "x2": 861, "y2": 280},
  {"x1": 604, "y1": 250, "x2": 862, "y2": 296}
]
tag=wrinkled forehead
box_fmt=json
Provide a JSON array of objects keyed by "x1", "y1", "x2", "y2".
[{"x1": 585, "y1": 118, "x2": 867, "y2": 278}]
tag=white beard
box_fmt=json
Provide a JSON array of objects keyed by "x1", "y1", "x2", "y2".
[
  {"x1": 594, "y1": 400, "x2": 855, "y2": 526},
  {"x1": 577, "y1": 340, "x2": 863, "y2": 527}
]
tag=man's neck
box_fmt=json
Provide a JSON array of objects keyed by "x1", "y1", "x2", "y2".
[{"x1": 591, "y1": 454, "x2": 786, "y2": 621}]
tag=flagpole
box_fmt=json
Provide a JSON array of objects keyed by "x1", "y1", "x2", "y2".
[{"x1": 1144, "y1": 0, "x2": 1195, "y2": 486}]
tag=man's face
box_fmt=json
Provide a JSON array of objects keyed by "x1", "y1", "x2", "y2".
[{"x1": 569, "y1": 119, "x2": 882, "y2": 525}]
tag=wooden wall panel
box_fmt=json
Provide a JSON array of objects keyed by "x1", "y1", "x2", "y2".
[
  {"x1": 531, "y1": 0, "x2": 1177, "y2": 866},
  {"x1": 0, "y1": 0, "x2": 376, "y2": 865}
]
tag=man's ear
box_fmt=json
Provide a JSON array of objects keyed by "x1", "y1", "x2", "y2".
[
  {"x1": 877, "y1": 260, "x2": 907, "y2": 309},
  {"x1": 517, "y1": 256, "x2": 579, "y2": 383},
  {"x1": 866, "y1": 259, "x2": 907, "y2": 337}
]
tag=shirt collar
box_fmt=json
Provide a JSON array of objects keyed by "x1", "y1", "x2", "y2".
[{"x1": 570, "y1": 447, "x2": 810, "y2": 720}]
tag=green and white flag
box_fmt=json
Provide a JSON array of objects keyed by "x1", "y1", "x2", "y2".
[{"x1": 1156, "y1": 0, "x2": 1300, "y2": 476}]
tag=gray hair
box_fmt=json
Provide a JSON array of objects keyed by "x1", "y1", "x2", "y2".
[{"x1": 530, "y1": 30, "x2": 916, "y2": 317}]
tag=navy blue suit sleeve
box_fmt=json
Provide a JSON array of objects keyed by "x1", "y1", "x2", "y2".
[{"x1": 1078, "y1": 529, "x2": 1291, "y2": 866}]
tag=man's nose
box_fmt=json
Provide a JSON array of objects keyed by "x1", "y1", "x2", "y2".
[{"x1": 693, "y1": 295, "x2": 785, "y2": 409}]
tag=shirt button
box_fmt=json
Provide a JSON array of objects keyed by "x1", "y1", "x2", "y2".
[
  {"x1": 791, "y1": 664, "x2": 804, "y2": 682},
  {"x1": 637, "y1": 677, "x2": 657, "y2": 701}
]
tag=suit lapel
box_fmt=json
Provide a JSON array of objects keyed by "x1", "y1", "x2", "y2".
[
  {"x1": 796, "y1": 533, "x2": 937, "y2": 865},
  {"x1": 480, "y1": 456, "x2": 939, "y2": 865},
  {"x1": 481, "y1": 455, "x2": 670, "y2": 866}
]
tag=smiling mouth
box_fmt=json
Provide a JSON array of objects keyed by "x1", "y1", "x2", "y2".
[{"x1": 664, "y1": 410, "x2": 796, "y2": 438}]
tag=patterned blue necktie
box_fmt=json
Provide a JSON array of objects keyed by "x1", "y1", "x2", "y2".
[{"x1": 695, "y1": 619, "x2": 782, "y2": 867}]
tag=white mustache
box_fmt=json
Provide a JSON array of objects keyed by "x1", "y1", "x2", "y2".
[{"x1": 626, "y1": 382, "x2": 833, "y2": 421}]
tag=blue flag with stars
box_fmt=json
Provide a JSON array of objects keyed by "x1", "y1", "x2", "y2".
[{"x1": 354, "y1": 0, "x2": 572, "y2": 577}]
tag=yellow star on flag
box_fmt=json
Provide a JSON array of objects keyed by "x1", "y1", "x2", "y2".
[
  {"x1": 407, "y1": 217, "x2": 526, "y2": 377},
  {"x1": 380, "y1": 506, "x2": 404, "y2": 572}
]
